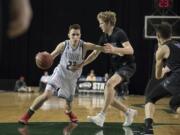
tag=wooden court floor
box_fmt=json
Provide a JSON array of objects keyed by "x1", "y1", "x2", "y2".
[{"x1": 0, "y1": 91, "x2": 179, "y2": 135}]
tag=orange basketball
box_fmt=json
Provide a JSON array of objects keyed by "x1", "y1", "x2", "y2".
[{"x1": 35, "y1": 51, "x2": 53, "y2": 70}]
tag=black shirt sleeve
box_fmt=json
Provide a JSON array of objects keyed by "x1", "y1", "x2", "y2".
[{"x1": 118, "y1": 29, "x2": 129, "y2": 44}]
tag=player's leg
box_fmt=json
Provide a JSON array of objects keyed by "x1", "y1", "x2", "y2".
[
  {"x1": 111, "y1": 97, "x2": 128, "y2": 112},
  {"x1": 88, "y1": 74, "x2": 121, "y2": 127},
  {"x1": 87, "y1": 64, "x2": 136, "y2": 127},
  {"x1": 65, "y1": 99, "x2": 78, "y2": 123},
  {"x1": 177, "y1": 107, "x2": 180, "y2": 114},
  {"x1": 110, "y1": 65, "x2": 137, "y2": 126},
  {"x1": 56, "y1": 72, "x2": 79, "y2": 123},
  {"x1": 166, "y1": 74, "x2": 180, "y2": 114},
  {"x1": 144, "y1": 78, "x2": 163, "y2": 97},
  {"x1": 102, "y1": 73, "x2": 125, "y2": 113},
  {"x1": 103, "y1": 64, "x2": 136, "y2": 114},
  {"x1": 169, "y1": 94, "x2": 180, "y2": 114},
  {"x1": 116, "y1": 82, "x2": 129, "y2": 100},
  {"x1": 88, "y1": 74, "x2": 136, "y2": 127},
  {"x1": 19, "y1": 66, "x2": 61, "y2": 124},
  {"x1": 65, "y1": 99, "x2": 72, "y2": 112},
  {"x1": 102, "y1": 74, "x2": 137, "y2": 114},
  {"x1": 30, "y1": 87, "x2": 54, "y2": 110},
  {"x1": 110, "y1": 98, "x2": 137, "y2": 126},
  {"x1": 18, "y1": 84, "x2": 54, "y2": 124},
  {"x1": 169, "y1": 94, "x2": 180, "y2": 113},
  {"x1": 87, "y1": 73, "x2": 122, "y2": 127},
  {"x1": 144, "y1": 84, "x2": 169, "y2": 134}
]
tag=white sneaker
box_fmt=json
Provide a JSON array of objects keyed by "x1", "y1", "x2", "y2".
[
  {"x1": 87, "y1": 113, "x2": 105, "y2": 127},
  {"x1": 123, "y1": 109, "x2": 137, "y2": 126}
]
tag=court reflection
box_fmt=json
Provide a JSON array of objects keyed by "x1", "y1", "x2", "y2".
[
  {"x1": 17, "y1": 122, "x2": 139, "y2": 135},
  {"x1": 95, "y1": 130, "x2": 104, "y2": 135},
  {"x1": 63, "y1": 122, "x2": 78, "y2": 135},
  {"x1": 122, "y1": 127, "x2": 134, "y2": 135},
  {"x1": 17, "y1": 122, "x2": 78, "y2": 135},
  {"x1": 18, "y1": 125, "x2": 29, "y2": 135}
]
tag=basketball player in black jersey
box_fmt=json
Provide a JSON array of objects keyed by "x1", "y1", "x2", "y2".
[
  {"x1": 145, "y1": 43, "x2": 180, "y2": 114},
  {"x1": 144, "y1": 23, "x2": 180, "y2": 135},
  {"x1": 84, "y1": 11, "x2": 137, "y2": 127}
]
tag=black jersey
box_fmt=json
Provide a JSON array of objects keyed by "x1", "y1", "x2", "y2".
[
  {"x1": 98, "y1": 27, "x2": 135, "y2": 70},
  {"x1": 166, "y1": 40, "x2": 180, "y2": 72}
]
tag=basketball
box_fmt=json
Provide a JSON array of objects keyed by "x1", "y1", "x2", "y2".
[{"x1": 35, "y1": 51, "x2": 53, "y2": 70}]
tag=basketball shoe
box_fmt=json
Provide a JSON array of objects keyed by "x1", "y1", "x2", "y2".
[
  {"x1": 123, "y1": 109, "x2": 138, "y2": 126},
  {"x1": 65, "y1": 111, "x2": 78, "y2": 123},
  {"x1": 87, "y1": 112, "x2": 105, "y2": 127}
]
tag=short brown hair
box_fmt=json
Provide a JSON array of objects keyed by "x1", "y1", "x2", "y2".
[
  {"x1": 97, "y1": 11, "x2": 116, "y2": 26},
  {"x1": 69, "y1": 24, "x2": 81, "y2": 32},
  {"x1": 155, "y1": 22, "x2": 172, "y2": 39}
]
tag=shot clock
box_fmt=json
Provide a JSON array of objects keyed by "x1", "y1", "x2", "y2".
[{"x1": 154, "y1": 0, "x2": 173, "y2": 9}]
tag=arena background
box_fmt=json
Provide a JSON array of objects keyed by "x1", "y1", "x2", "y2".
[{"x1": 0, "y1": 0, "x2": 180, "y2": 94}]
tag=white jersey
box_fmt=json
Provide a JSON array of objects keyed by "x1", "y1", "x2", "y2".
[
  {"x1": 58, "y1": 40, "x2": 84, "y2": 78},
  {"x1": 46, "y1": 40, "x2": 85, "y2": 101}
]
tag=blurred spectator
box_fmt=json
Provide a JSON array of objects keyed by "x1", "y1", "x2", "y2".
[
  {"x1": 78, "y1": 76, "x2": 86, "y2": 81},
  {"x1": 0, "y1": 0, "x2": 32, "y2": 63},
  {"x1": 104, "y1": 73, "x2": 109, "y2": 82},
  {"x1": 39, "y1": 71, "x2": 50, "y2": 91},
  {"x1": 14, "y1": 76, "x2": 32, "y2": 92},
  {"x1": 86, "y1": 69, "x2": 96, "y2": 81},
  {"x1": 7, "y1": 0, "x2": 33, "y2": 38}
]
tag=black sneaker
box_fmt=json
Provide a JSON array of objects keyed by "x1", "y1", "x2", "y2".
[{"x1": 144, "y1": 118, "x2": 154, "y2": 135}]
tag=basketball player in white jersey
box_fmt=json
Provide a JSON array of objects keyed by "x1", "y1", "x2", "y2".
[{"x1": 19, "y1": 24, "x2": 105, "y2": 124}]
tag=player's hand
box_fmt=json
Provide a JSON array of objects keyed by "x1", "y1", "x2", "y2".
[
  {"x1": 103, "y1": 43, "x2": 115, "y2": 53},
  {"x1": 69, "y1": 62, "x2": 84, "y2": 72},
  {"x1": 161, "y1": 66, "x2": 171, "y2": 78}
]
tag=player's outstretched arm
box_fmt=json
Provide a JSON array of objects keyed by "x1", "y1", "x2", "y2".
[
  {"x1": 50, "y1": 42, "x2": 65, "y2": 60},
  {"x1": 69, "y1": 42, "x2": 102, "y2": 72},
  {"x1": 84, "y1": 42, "x2": 105, "y2": 52},
  {"x1": 83, "y1": 50, "x2": 101, "y2": 66},
  {"x1": 69, "y1": 50, "x2": 101, "y2": 72}
]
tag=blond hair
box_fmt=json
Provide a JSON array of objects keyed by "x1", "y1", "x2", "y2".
[{"x1": 97, "y1": 11, "x2": 117, "y2": 26}]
